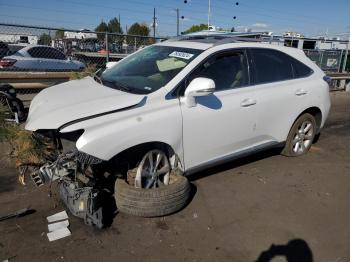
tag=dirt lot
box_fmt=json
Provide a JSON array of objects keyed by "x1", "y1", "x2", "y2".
[{"x1": 1, "y1": 92, "x2": 350, "y2": 262}]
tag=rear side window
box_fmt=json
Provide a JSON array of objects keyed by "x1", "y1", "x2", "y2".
[
  {"x1": 250, "y1": 49, "x2": 293, "y2": 84},
  {"x1": 291, "y1": 59, "x2": 313, "y2": 78}
]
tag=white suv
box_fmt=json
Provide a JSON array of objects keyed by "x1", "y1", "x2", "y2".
[{"x1": 26, "y1": 36, "x2": 331, "y2": 219}]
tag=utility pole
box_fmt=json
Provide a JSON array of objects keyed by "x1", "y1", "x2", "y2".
[
  {"x1": 153, "y1": 8, "x2": 156, "y2": 39},
  {"x1": 176, "y1": 8, "x2": 179, "y2": 36},
  {"x1": 208, "y1": 0, "x2": 211, "y2": 30},
  {"x1": 342, "y1": 33, "x2": 349, "y2": 73}
]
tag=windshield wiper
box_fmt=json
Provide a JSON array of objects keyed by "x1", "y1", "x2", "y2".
[
  {"x1": 102, "y1": 79, "x2": 132, "y2": 92},
  {"x1": 93, "y1": 74, "x2": 103, "y2": 84},
  {"x1": 113, "y1": 81, "x2": 131, "y2": 92}
]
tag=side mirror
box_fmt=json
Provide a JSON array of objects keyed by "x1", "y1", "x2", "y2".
[
  {"x1": 184, "y1": 77, "x2": 215, "y2": 107},
  {"x1": 106, "y1": 61, "x2": 118, "y2": 69}
]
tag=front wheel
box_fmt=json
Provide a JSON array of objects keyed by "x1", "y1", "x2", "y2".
[
  {"x1": 282, "y1": 113, "x2": 316, "y2": 157},
  {"x1": 114, "y1": 149, "x2": 191, "y2": 217}
]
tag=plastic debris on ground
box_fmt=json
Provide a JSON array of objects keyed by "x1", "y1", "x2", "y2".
[
  {"x1": 47, "y1": 227, "x2": 71, "y2": 242},
  {"x1": 48, "y1": 220, "x2": 69, "y2": 232},
  {"x1": 47, "y1": 211, "x2": 68, "y2": 223},
  {"x1": 46, "y1": 211, "x2": 71, "y2": 241}
]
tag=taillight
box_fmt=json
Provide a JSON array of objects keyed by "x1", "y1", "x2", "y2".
[
  {"x1": 0, "y1": 58, "x2": 17, "y2": 67},
  {"x1": 323, "y1": 75, "x2": 332, "y2": 85}
]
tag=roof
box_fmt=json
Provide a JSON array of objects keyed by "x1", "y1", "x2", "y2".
[
  {"x1": 157, "y1": 34, "x2": 308, "y2": 63},
  {"x1": 156, "y1": 40, "x2": 213, "y2": 50},
  {"x1": 157, "y1": 34, "x2": 265, "y2": 50}
]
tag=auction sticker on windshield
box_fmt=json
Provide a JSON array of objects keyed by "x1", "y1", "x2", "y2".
[{"x1": 169, "y1": 51, "x2": 194, "y2": 60}]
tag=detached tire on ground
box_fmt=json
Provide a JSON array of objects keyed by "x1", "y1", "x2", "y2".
[{"x1": 115, "y1": 174, "x2": 191, "y2": 217}]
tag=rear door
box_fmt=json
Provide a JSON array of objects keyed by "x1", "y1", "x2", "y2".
[{"x1": 247, "y1": 48, "x2": 313, "y2": 144}]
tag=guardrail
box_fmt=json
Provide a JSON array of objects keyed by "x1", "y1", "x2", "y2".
[
  {"x1": 327, "y1": 72, "x2": 350, "y2": 80},
  {"x1": 0, "y1": 71, "x2": 70, "y2": 92},
  {"x1": 1, "y1": 71, "x2": 350, "y2": 93},
  {"x1": 327, "y1": 72, "x2": 350, "y2": 91}
]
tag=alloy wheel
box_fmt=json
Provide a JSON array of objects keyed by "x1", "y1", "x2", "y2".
[
  {"x1": 135, "y1": 150, "x2": 171, "y2": 189},
  {"x1": 292, "y1": 120, "x2": 314, "y2": 154}
]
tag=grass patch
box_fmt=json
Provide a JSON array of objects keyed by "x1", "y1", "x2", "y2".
[
  {"x1": 69, "y1": 64, "x2": 98, "y2": 80},
  {"x1": 0, "y1": 103, "x2": 48, "y2": 167}
]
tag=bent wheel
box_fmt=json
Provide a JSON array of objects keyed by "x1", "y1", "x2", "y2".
[
  {"x1": 115, "y1": 150, "x2": 191, "y2": 217},
  {"x1": 134, "y1": 149, "x2": 171, "y2": 189}
]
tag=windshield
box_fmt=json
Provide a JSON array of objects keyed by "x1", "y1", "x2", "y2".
[{"x1": 100, "y1": 45, "x2": 202, "y2": 94}]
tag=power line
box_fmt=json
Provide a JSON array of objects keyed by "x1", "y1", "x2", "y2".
[
  {"x1": 0, "y1": 14, "x2": 97, "y2": 28},
  {"x1": 0, "y1": 3, "x2": 179, "y2": 28},
  {"x1": 1, "y1": 0, "x2": 346, "y2": 36},
  {"x1": 185, "y1": 0, "x2": 344, "y2": 29}
]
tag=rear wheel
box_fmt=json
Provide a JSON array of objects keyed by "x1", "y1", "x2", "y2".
[{"x1": 282, "y1": 113, "x2": 316, "y2": 157}]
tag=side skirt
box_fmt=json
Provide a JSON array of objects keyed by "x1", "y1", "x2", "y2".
[{"x1": 184, "y1": 141, "x2": 285, "y2": 176}]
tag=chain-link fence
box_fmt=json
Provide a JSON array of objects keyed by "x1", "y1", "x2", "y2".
[
  {"x1": 0, "y1": 23, "x2": 166, "y2": 72},
  {"x1": 304, "y1": 49, "x2": 344, "y2": 72}
]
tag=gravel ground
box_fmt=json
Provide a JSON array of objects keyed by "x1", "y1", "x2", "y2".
[{"x1": 0, "y1": 91, "x2": 349, "y2": 262}]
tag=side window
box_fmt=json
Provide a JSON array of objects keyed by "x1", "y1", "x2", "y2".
[
  {"x1": 188, "y1": 51, "x2": 248, "y2": 92},
  {"x1": 40, "y1": 47, "x2": 65, "y2": 59},
  {"x1": 49, "y1": 48, "x2": 66, "y2": 60},
  {"x1": 291, "y1": 58, "x2": 313, "y2": 78},
  {"x1": 40, "y1": 47, "x2": 53, "y2": 59},
  {"x1": 28, "y1": 47, "x2": 66, "y2": 60},
  {"x1": 27, "y1": 47, "x2": 42, "y2": 58},
  {"x1": 250, "y1": 49, "x2": 293, "y2": 84}
]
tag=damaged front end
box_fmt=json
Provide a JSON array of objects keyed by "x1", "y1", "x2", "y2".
[{"x1": 30, "y1": 131, "x2": 112, "y2": 229}]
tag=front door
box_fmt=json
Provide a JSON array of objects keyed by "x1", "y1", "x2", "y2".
[{"x1": 180, "y1": 50, "x2": 259, "y2": 171}]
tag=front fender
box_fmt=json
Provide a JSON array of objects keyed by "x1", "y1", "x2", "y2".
[{"x1": 60, "y1": 98, "x2": 183, "y2": 164}]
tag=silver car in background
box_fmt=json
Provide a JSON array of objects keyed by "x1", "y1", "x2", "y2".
[{"x1": 0, "y1": 45, "x2": 85, "y2": 71}]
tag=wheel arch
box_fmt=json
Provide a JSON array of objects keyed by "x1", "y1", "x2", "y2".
[
  {"x1": 295, "y1": 107, "x2": 322, "y2": 134},
  {"x1": 108, "y1": 141, "x2": 183, "y2": 173}
]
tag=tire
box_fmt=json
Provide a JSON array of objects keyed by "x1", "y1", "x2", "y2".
[
  {"x1": 282, "y1": 113, "x2": 316, "y2": 157},
  {"x1": 10, "y1": 97, "x2": 26, "y2": 122},
  {"x1": 115, "y1": 174, "x2": 191, "y2": 217}
]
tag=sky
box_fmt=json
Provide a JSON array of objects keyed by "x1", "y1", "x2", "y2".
[{"x1": 0, "y1": 0, "x2": 349, "y2": 38}]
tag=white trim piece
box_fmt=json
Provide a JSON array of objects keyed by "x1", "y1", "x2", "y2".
[
  {"x1": 47, "y1": 227, "x2": 71, "y2": 242},
  {"x1": 48, "y1": 220, "x2": 69, "y2": 232},
  {"x1": 46, "y1": 211, "x2": 68, "y2": 223}
]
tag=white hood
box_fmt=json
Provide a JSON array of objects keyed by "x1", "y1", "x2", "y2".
[{"x1": 25, "y1": 77, "x2": 145, "y2": 131}]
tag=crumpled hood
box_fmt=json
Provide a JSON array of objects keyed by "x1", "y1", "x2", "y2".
[{"x1": 25, "y1": 76, "x2": 145, "y2": 131}]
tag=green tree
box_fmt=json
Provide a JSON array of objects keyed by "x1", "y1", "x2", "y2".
[
  {"x1": 127, "y1": 23, "x2": 150, "y2": 47},
  {"x1": 108, "y1": 17, "x2": 123, "y2": 34},
  {"x1": 107, "y1": 17, "x2": 123, "y2": 52},
  {"x1": 39, "y1": 33, "x2": 52, "y2": 45},
  {"x1": 184, "y1": 24, "x2": 208, "y2": 34},
  {"x1": 95, "y1": 21, "x2": 109, "y2": 41},
  {"x1": 55, "y1": 29, "x2": 65, "y2": 39}
]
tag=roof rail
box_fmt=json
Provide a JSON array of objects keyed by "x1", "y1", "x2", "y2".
[
  {"x1": 166, "y1": 34, "x2": 263, "y2": 45},
  {"x1": 213, "y1": 36, "x2": 262, "y2": 46}
]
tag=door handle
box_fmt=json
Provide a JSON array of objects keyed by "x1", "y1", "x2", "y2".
[
  {"x1": 240, "y1": 98, "x2": 257, "y2": 107},
  {"x1": 295, "y1": 89, "x2": 308, "y2": 96}
]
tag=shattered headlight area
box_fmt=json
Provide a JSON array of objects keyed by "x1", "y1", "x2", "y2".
[
  {"x1": 29, "y1": 131, "x2": 115, "y2": 229},
  {"x1": 30, "y1": 149, "x2": 107, "y2": 228},
  {"x1": 30, "y1": 149, "x2": 102, "y2": 186}
]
